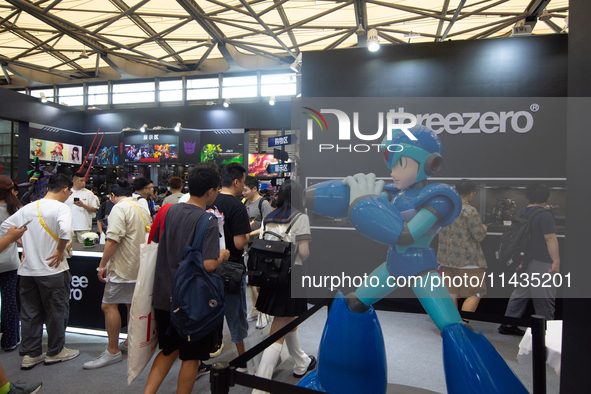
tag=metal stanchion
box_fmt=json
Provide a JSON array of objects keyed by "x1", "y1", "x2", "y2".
[
  {"x1": 531, "y1": 315, "x2": 546, "y2": 394},
  {"x1": 210, "y1": 362, "x2": 231, "y2": 394}
]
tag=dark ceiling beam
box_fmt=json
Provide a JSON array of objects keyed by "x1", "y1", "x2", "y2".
[
  {"x1": 207, "y1": 16, "x2": 269, "y2": 37},
  {"x1": 274, "y1": 0, "x2": 354, "y2": 36},
  {"x1": 206, "y1": 0, "x2": 252, "y2": 18},
  {"x1": 204, "y1": 0, "x2": 267, "y2": 17},
  {"x1": 1, "y1": 64, "x2": 12, "y2": 84},
  {"x1": 238, "y1": 0, "x2": 295, "y2": 58},
  {"x1": 449, "y1": 13, "x2": 527, "y2": 38},
  {"x1": 273, "y1": 0, "x2": 299, "y2": 54},
  {"x1": 353, "y1": 0, "x2": 367, "y2": 46},
  {"x1": 435, "y1": 0, "x2": 451, "y2": 41},
  {"x1": 176, "y1": 0, "x2": 226, "y2": 44},
  {"x1": 157, "y1": 42, "x2": 208, "y2": 60},
  {"x1": 456, "y1": 0, "x2": 510, "y2": 21},
  {"x1": 5, "y1": 0, "x2": 183, "y2": 70},
  {"x1": 10, "y1": 32, "x2": 61, "y2": 61},
  {"x1": 226, "y1": 39, "x2": 283, "y2": 51},
  {"x1": 543, "y1": 19, "x2": 563, "y2": 33},
  {"x1": 229, "y1": 42, "x2": 286, "y2": 62},
  {"x1": 194, "y1": 44, "x2": 215, "y2": 70},
  {"x1": 0, "y1": 10, "x2": 20, "y2": 28},
  {"x1": 127, "y1": 18, "x2": 192, "y2": 49},
  {"x1": 324, "y1": 29, "x2": 355, "y2": 50},
  {"x1": 257, "y1": 0, "x2": 289, "y2": 18},
  {"x1": 378, "y1": 31, "x2": 406, "y2": 44},
  {"x1": 287, "y1": 29, "x2": 353, "y2": 50},
  {"x1": 379, "y1": 27, "x2": 440, "y2": 40},
  {"x1": 469, "y1": 15, "x2": 527, "y2": 39},
  {"x1": 2, "y1": 20, "x2": 88, "y2": 75},
  {"x1": 440, "y1": 0, "x2": 466, "y2": 41},
  {"x1": 367, "y1": 0, "x2": 451, "y2": 22},
  {"x1": 1, "y1": 55, "x2": 86, "y2": 78},
  {"x1": 42, "y1": 0, "x2": 62, "y2": 13},
  {"x1": 94, "y1": 0, "x2": 151, "y2": 34},
  {"x1": 109, "y1": 0, "x2": 189, "y2": 69}
]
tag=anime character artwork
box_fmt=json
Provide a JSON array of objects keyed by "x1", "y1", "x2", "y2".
[
  {"x1": 300, "y1": 125, "x2": 528, "y2": 394},
  {"x1": 30, "y1": 139, "x2": 45, "y2": 158},
  {"x1": 49, "y1": 143, "x2": 64, "y2": 161}
]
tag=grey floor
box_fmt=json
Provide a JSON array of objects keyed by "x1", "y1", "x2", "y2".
[{"x1": 0, "y1": 303, "x2": 560, "y2": 394}]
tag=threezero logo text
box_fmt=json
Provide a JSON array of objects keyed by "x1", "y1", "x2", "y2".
[{"x1": 304, "y1": 107, "x2": 535, "y2": 152}]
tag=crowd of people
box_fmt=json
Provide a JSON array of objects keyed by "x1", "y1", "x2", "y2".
[{"x1": 0, "y1": 163, "x2": 313, "y2": 394}]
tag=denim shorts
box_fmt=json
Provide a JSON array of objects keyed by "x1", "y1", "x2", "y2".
[{"x1": 224, "y1": 277, "x2": 248, "y2": 343}]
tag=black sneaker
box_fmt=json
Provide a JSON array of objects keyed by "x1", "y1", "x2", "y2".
[
  {"x1": 196, "y1": 362, "x2": 211, "y2": 380},
  {"x1": 498, "y1": 324, "x2": 525, "y2": 336}
]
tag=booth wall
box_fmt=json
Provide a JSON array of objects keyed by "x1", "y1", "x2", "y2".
[{"x1": 562, "y1": 0, "x2": 591, "y2": 391}]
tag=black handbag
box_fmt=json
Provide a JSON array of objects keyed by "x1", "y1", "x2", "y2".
[
  {"x1": 214, "y1": 260, "x2": 245, "y2": 295},
  {"x1": 247, "y1": 213, "x2": 301, "y2": 288}
]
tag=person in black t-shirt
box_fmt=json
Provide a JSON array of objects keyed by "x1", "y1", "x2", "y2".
[
  {"x1": 207, "y1": 163, "x2": 251, "y2": 366},
  {"x1": 499, "y1": 183, "x2": 560, "y2": 336}
]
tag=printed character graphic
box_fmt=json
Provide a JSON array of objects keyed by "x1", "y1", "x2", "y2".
[
  {"x1": 50, "y1": 142, "x2": 64, "y2": 161},
  {"x1": 31, "y1": 139, "x2": 45, "y2": 158},
  {"x1": 71, "y1": 146, "x2": 80, "y2": 163},
  {"x1": 300, "y1": 125, "x2": 528, "y2": 394},
  {"x1": 184, "y1": 141, "x2": 196, "y2": 154}
]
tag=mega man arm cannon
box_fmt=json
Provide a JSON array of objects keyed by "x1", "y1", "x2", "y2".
[{"x1": 299, "y1": 126, "x2": 528, "y2": 394}]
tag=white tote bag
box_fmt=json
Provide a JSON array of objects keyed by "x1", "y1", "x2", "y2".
[{"x1": 127, "y1": 204, "x2": 171, "y2": 385}]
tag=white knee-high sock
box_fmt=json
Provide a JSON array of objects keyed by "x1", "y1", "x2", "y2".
[
  {"x1": 252, "y1": 342, "x2": 283, "y2": 394},
  {"x1": 284, "y1": 331, "x2": 310, "y2": 375}
]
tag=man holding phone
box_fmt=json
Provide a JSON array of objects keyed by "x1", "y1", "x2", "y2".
[{"x1": 65, "y1": 172, "x2": 98, "y2": 243}]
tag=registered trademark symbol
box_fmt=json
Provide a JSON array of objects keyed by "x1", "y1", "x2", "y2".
[{"x1": 530, "y1": 103, "x2": 540, "y2": 112}]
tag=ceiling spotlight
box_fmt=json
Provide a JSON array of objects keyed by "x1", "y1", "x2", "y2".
[
  {"x1": 269, "y1": 96, "x2": 276, "y2": 106},
  {"x1": 205, "y1": 37, "x2": 214, "y2": 47},
  {"x1": 539, "y1": 8, "x2": 552, "y2": 22},
  {"x1": 140, "y1": 124, "x2": 147, "y2": 133},
  {"x1": 174, "y1": 122, "x2": 181, "y2": 132},
  {"x1": 206, "y1": 101, "x2": 215, "y2": 105},
  {"x1": 403, "y1": 31, "x2": 421, "y2": 39},
  {"x1": 223, "y1": 99, "x2": 230, "y2": 108},
  {"x1": 355, "y1": 24, "x2": 366, "y2": 36},
  {"x1": 80, "y1": 48, "x2": 89, "y2": 59},
  {"x1": 290, "y1": 53, "x2": 302, "y2": 73},
  {"x1": 367, "y1": 28, "x2": 380, "y2": 52},
  {"x1": 39, "y1": 92, "x2": 47, "y2": 103}
]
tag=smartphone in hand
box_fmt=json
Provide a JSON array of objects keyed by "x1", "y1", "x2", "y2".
[{"x1": 20, "y1": 219, "x2": 34, "y2": 229}]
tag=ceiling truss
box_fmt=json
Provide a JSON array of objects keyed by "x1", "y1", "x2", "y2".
[{"x1": 0, "y1": 0, "x2": 568, "y2": 88}]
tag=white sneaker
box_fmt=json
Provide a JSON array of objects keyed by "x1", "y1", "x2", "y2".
[
  {"x1": 256, "y1": 313, "x2": 268, "y2": 329},
  {"x1": 44, "y1": 347, "x2": 80, "y2": 365},
  {"x1": 247, "y1": 310, "x2": 258, "y2": 322},
  {"x1": 21, "y1": 354, "x2": 46, "y2": 370},
  {"x1": 83, "y1": 350, "x2": 122, "y2": 370}
]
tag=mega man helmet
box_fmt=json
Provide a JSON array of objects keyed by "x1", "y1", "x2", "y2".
[{"x1": 381, "y1": 125, "x2": 443, "y2": 184}]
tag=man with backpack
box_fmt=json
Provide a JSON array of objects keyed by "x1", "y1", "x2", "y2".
[
  {"x1": 144, "y1": 163, "x2": 230, "y2": 394},
  {"x1": 499, "y1": 183, "x2": 560, "y2": 335}
]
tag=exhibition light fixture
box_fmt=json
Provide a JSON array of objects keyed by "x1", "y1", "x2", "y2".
[
  {"x1": 367, "y1": 29, "x2": 380, "y2": 52},
  {"x1": 269, "y1": 96, "x2": 276, "y2": 105},
  {"x1": 140, "y1": 124, "x2": 147, "y2": 133},
  {"x1": 174, "y1": 122, "x2": 181, "y2": 132},
  {"x1": 39, "y1": 92, "x2": 47, "y2": 103},
  {"x1": 355, "y1": 24, "x2": 366, "y2": 35},
  {"x1": 403, "y1": 31, "x2": 421, "y2": 39},
  {"x1": 223, "y1": 98, "x2": 230, "y2": 108},
  {"x1": 290, "y1": 53, "x2": 302, "y2": 73},
  {"x1": 80, "y1": 47, "x2": 89, "y2": 59}
]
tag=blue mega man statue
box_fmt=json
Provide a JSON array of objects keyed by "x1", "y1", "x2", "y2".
[{"x1": 299, "y1": 125, "x2": 528, "y2": 394}]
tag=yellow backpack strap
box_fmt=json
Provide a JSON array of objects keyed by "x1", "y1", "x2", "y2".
[
  {"x1": 127, "y1": 201, "x2": 151, "y2": 232},
  {"x1": 37, "y1": 201, "x2": 58, "y2": 241},
  {"x1": 37, "y1": 201, "x2": 72, "y2": 257}
]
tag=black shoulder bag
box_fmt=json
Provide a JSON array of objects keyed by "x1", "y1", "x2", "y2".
[{"x1": 247, "y1": 213, "x2": 302, "y2": 288}]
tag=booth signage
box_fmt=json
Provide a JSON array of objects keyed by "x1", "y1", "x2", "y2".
[
  {"x1": 268, "y1": 135, "x2": 295, "y2": 147},
  {"x1": 271, "y1": 177, "x2": 288, "y2": 187},
  {"x1": 266, "y1": 163, "x2": 291, "y2": 173}
]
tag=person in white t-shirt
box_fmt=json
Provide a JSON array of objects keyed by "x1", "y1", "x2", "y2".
[
  {"x1": 83, "y1": 180, "x2": 151, "y2": 370},
  {"x1": 65, "y1": 172, "x2": 98, "y2": 243},
  {"x1": 0, "y1": 174, "x2": 80, "y2": 370}
]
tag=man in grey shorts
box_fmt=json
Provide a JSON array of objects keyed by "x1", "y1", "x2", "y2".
[{"x1": 84, "y1": 181, "x2": 151, "y2": 369}]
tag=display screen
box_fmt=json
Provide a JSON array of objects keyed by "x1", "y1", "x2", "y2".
[
  {"x1": 125, "y1": 143, "x2": 179, "y2": 163},
  {"x1": 30, "y1": 138, "x2": 82, "y2": 164},
  {"x1": 248, "y1": 153, "x2": 292, "y2": 177},
  {"x1": 201, "y1": 144, "x2": 243, "y2": 165},
  {"x1": 93, "y1": 146, "x2": 119, "y2": 165}
]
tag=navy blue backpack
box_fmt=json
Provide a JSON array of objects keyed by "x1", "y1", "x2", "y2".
[{"x1": 169, "y1": 213, "x2": 226, "y2": 342}]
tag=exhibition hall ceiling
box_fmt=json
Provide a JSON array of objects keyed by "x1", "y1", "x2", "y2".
[{"x1": 0, "y1": 0, "x2": 569, "y2": 87}]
